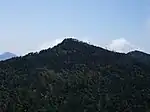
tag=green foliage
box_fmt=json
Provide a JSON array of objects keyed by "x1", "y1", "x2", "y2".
[{"x1": 0, "y1": 38, "x2": 150, "y2": 111}]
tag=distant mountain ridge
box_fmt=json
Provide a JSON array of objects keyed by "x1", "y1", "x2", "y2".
[
  {"x1": 0, "y1": 52, "x2": 16, "y2": 61},
  {"x1": 127, "y1": 50, "x2": 150, "y2": 65}
]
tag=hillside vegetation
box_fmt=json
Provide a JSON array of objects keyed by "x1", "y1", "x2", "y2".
[{"x1": 0, "y1": 38, "x2": 150, "y2": 112}]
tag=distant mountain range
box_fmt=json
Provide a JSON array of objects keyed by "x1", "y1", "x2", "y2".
[{"x1": 0, "y1": 52, "x2": 16, "y2": 61}]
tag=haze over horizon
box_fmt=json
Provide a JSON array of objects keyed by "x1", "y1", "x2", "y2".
[{"x1": 0, "y1": 0, "x2": 149, "y2": 55}]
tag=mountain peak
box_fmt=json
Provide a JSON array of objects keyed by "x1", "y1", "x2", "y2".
[
  {"x1": 60, "y1": 38, "x2": 80, "y2": 45},
  {"x1": 128, "y1": 50, "x2": 150, "y2": 56},
  {"x1": 63, "y1": 38, "x2": 79, "y2": 42},
  {"x1": 3, "y1": 52, "x2": 16, "y2": 55},
  {"x1": 54, "y1": 38, "x2": 89, "y2": 49},
  {"x1": 0, "y1": 52, "x2": 16, "y2": 61}
]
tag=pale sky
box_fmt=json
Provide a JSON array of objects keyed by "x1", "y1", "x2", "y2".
[{"x1": 0, "y1": 0, "x2": 149, "y2": 55}]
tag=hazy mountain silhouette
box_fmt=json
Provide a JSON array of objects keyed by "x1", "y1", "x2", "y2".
[{"x1": 0, "y1": 52, "x2": 16, "y2": 61}]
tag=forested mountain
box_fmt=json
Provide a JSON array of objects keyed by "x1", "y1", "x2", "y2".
[
  {"x1": 128, "y1": 51, "x2": 150, "y2": 65},
  {"x1": 0, "y1": 38, "x2": 150, "y2": 112},
  {"x1": 0, "y1": 52, "x2": 16, "y2": 61}
]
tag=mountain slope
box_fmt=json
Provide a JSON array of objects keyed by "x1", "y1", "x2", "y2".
[
  {"x1": 0, "y1": 38, "x2": 150, "y2": 112},
  {"x1": 0, "y1": 52, "x2": 16, "y2": 61},
  {"x1": 128, "y1": 50, "x2": 150, "y2": 65}
]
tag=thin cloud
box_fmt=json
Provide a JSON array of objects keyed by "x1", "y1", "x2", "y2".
[
  {"x1": 107, "y1": 38, "x2": 140, "y2": 53},
  {"x1": 39, "y1": 37, "x2": 66, "y2": 50},
  {"x1": 38, "y1": 37, "x2": 72, "y2": 51}
]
